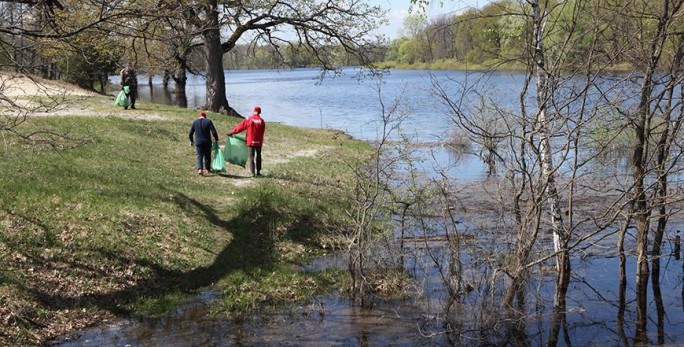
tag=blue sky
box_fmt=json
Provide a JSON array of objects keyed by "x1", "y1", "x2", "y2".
[{"x1": 368, "y1": 0, "x2": 485, "y2": 39}]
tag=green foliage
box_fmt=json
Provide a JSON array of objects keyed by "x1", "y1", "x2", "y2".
[
  {"x1": 49, "y1": 16, "x2": 123, "y2": 89},
  {"x1": 56, "y1": 50, "x2": 119, "y2": 90},
  {"x1": 381, "y1": 0, "x2": 684, "y2": 71},
  {"x1": 398, "y1": 39, "x2": 420, "y2": 64},
  {"x1": 495, "y1": 2, "x2": 528, "y2": 61},
  {"x1": 384, "y1": 37, "x2": 407, "y2": 62}
]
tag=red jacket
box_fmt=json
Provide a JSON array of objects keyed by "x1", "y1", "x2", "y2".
[{"x1": 229, "y1": 113, "x2": 265, "y2": 147}]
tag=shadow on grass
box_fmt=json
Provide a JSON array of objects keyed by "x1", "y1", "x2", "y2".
[
  {"x1": 12, "y1": 188, "x2": 282, "y2": 317},
  {"x1": 216, "y1": 173, "x2": 249, "y2": 179},
  {"x1": 168, "y1": 190, "x2": 280, "y2": 289}
]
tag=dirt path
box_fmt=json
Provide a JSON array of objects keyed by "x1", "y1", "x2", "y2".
[
  {"x1": 1, "y1": 72, "x2": 175, "y2": 121},
  {"x1": 1, "y1": 72, "x2": 96, "y2": 98}
]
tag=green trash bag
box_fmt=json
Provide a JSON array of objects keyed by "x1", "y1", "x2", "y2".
[
  {"x1": 211, "y1": 142, "x2": 226, "y2": 173},
  {"x1": 114, "y1": 86, "x2": 130, "y2": 107},
  {"x1": 224, "y1": 134, "x2": 248, "y2": 168}
]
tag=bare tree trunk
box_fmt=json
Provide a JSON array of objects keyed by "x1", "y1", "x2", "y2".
[
  {"x1": 653, "y1": 258, "x2": 666, "y2": 345},
  {"x1": 176, "y1": 89, "x2": 188, "y2": 108},
  {"x1": 652, "y1": 31, "x2": 684, "y2": 295},
  {"x1": 194, "y1": 0, "x2": 240, "y2": 116},
  {"x1": 202, "y1": 1, "x2": 231, "y2": 114},
  {"x1": 633, "y1": 63, "x2": 652, "y2": 347},
  {"x1": 348, "y1": 246, "x2": 358, "y2": 304},
  {"x1": 162, "y1": 69, "x2": 171, "y2": 88},
  {"x1": 617, "y1": 267, "x2": 629, "y2": 347},
  {"x1": 399, "y1": 203, "x2": 408, "y2": 266},
  {"x1": 617, "y1": 209, "x2": 632, "y2": 343},
  {"x1": 547, "y1": 278, "x2": 569, "y2": 347},
  {"x1": 530, "y1": 0, "x2": 571, "y2": 291},
  {"x1": 631, "y1": 2, "x2": 680, "y2": 341},
  {"x1": 503, "y1": 204, "x2": 541, "y2": 307},
  {"x1": 502, "y1": 113, "x2": 541, "y2": 307},
  {"x1": 173, "y1": 64, "x2": 186, "y2": 90}
]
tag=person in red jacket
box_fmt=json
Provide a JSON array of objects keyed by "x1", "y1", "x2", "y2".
[{"x1": 229, "y1": 106, "x2": 266, "y2": 177}]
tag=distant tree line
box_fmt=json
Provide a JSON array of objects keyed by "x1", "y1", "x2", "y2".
[
  {"x1": 222, "y1": 43, "x2": 386, "y2": 70},
  {"x1": 384, "y1": 0, "x2": 680, "y2": 70}
]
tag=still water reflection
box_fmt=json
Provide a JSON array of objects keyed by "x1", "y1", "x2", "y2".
[{"x1": 50, "y1": 250, "x2": 683, "y2": 346}]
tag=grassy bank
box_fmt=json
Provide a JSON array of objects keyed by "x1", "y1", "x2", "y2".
[
  {"x1": 0, "y1": 93, "x2": 370, "y2": 345},
  {"x1": 374, "y1": 58, "x2": 526, "y2": 71}
]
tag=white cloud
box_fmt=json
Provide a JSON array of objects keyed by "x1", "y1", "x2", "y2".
[
  {"x1": 378, "y1": 8, "x2": 409, "y2": 39},
  {"x1": 370, "y1": 0, "x2": 483, "y2": 40}
]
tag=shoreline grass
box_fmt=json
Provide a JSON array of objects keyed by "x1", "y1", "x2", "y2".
[
  {"x1": 374, "y1": 59, "x2": 636, "y2": 73},
  {"x1": 0, "y1": 93, "x2": 370, "y2": 345}
]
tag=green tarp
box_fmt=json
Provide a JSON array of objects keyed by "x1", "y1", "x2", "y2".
[
  {"x1": 224, "y1": 134, "x2": 248, "y2": 168},
  {"x1": 114, "y1": 86, "x2": 130, "y2": 107},
  {"x1": 211, "y1": 142, "x2": 226, "y2": 173}
]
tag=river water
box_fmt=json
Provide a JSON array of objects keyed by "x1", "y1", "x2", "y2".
[{"x1": 50, "y1": 69, "x2": 684, "y2": 346}]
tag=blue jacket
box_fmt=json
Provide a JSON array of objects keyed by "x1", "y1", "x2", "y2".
[{"x1": 189, "y1": 117, "x2": 218, "y2": 146}]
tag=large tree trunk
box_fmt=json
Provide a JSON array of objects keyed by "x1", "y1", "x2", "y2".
[
  {"x1": 173, "y1": 63, "x2": 187, "y2": 100},
  {"x1": 202, "y1": 0, "x2": 239, "y2": 116},
  {"x1": 203, "y1": 1, "x2": 228, "y2": 112},
  {"x1": 169, "y1": 57, "x2": 188, "y2": 108}
]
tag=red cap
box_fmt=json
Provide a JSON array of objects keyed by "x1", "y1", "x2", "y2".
[
  {"x1": 198, "y1": 111, "x2": 206, "y2": 117},
  {"x1": 253, "y1": 106, "x2": 261, "y2": 113}
]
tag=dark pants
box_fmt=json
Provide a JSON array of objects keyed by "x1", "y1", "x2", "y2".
[
  {"x1": 126, "y1": 86, "x2": 137, "y2": 108},
  {"x1": 249, "y1": 146, "x2": 262, "y2": 176},
  {"x1": 196, "y1": 143, "x2": 212, "y2": 170}
]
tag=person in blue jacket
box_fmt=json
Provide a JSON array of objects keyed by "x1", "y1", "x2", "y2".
[{"x1": 189, "y1": 110, "x2": 219, "y2": 175}]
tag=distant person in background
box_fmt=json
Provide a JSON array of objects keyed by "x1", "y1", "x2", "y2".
[
  {"x1": 229, "y1": 106, "x2": 266, "y2": 177},
  {"x1": 189, "y1": 110, "x2": 219, "y2": 175},
  {"x1": 119, "y1": 62, "x2": 138, "y2": 109}
]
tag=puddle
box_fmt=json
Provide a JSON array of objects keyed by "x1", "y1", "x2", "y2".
[{"x1": 49, "y1": 244, "x2": 684, "y2": 346}]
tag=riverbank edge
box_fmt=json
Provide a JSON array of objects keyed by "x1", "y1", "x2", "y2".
[
  {"x1": 372, "y1": 60, "x2": 635, "y2": 73},
  {"x1": 1, "y1": 80, "x2": 371, "y2": 346}
]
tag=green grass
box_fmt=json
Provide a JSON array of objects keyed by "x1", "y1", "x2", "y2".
[
  {"x1": 375, "y1": 58, "x2": 635, "y2": 73},
  {"x1": 0, "y1": 94, "x2": 371, "y2": 346}
]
